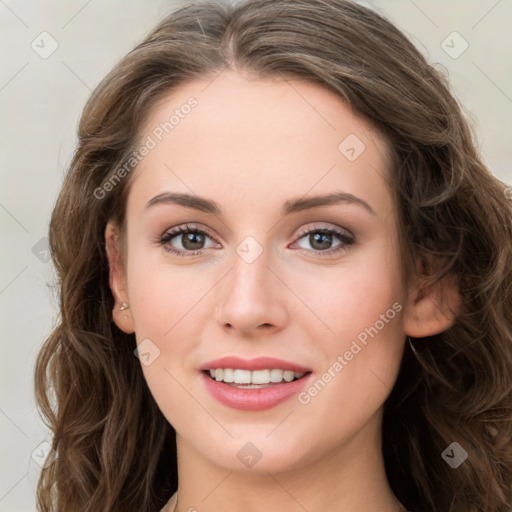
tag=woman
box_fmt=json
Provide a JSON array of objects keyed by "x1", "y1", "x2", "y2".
[{"x1": 34, "y1": 0, "x2": 512, "y2": 511}]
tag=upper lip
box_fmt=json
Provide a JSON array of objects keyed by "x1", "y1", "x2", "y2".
[{"x1": 200, "y1": 356, "x2": 311, "y2": 373}]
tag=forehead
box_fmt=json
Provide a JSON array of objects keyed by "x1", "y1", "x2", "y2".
[{"x1": 128, "y1": 71, "x2": 394, "y2": 218}]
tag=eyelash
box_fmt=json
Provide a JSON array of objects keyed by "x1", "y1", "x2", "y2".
[{"x1": 157, "y1": 223, "x2": 355, "y2": 258}]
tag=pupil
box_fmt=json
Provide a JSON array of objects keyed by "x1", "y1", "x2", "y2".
[
  {"x1": 310, "y1": 232, "x2": 332, "y2": 250},
  {"x1": 183, "y1": 232, "x2": 204, "y2": 250}
]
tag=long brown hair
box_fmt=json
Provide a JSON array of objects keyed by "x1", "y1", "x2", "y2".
[{"x1": 34, "y1": 0, "x2": 512, "y2": 510}]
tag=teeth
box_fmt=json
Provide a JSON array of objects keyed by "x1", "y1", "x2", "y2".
[
  {"x1": 233, "y1": 369, "x2": 251, "y2": 384},
  {"x1": 223, "y1": 368, "x2": 234, "y2": 383},
  {"x1": 207, "y1": 368, "x2": 306, "y2": 385},
  {"x1": 283, "y1": 370, "x2": 295, "y2": 382},
  {"x1": 252, "y1": 369, "x2": 270, "y2": 384},
  {"x1": 270, "y1": 369, "x2": 283, "y2": 382}
]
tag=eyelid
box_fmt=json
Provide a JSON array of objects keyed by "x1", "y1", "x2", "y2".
[
  {"x1": 294, "y1": 222, "x2": 354, "y2": 241},
  {"x1": 159, "y1": 222, "x2": 217, "y2": 239}
]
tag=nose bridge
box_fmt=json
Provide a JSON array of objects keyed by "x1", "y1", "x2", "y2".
[
  {"x1": 214, "y1": 238, "x2": 288, "y2": 334},
  {"x1": 228, "y1": 241, "x2": 273, "y2": 305}
]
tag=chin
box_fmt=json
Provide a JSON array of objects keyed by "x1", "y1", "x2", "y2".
[{"x1": 192, "y1": 432, "x2": 315, "y2": 474}]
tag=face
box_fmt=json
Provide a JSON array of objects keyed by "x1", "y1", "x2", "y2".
[{"x1": 113, "y1": 70, "x2": 410, "y2": 473}]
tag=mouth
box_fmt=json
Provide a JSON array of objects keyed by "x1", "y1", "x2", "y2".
[
  {"x1": 203, "y1": 368, "x2": 309, "y2": 388},
  {"x1": 199, "y1": 357, "x2": 313, "y2": 411}
]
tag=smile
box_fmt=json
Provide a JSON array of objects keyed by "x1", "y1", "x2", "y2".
[
  {"x1": 200, "y1": 357, "x2": 313, "y2": 410},
  {"x1": 206, "y1": 368, "x2": 306, "y2": 386}
]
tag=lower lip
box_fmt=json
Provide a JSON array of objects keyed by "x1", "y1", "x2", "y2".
[{"x1": 201, "y1": 372, "x2": 312, "y2": 411}]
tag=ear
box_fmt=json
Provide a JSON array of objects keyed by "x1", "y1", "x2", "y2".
[
  {"x1": 105, "y1": 221, "x2": 134, "y2": 334},
  {"x1": 403, "y1": 259, "x2": 462, "y2": 338}
]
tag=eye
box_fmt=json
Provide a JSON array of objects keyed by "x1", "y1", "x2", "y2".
[
  {"x1": 157, "y1": 223, "x2": 355, "y2": 258},
  {"x1": 158, "y1": 224, "x2": 220, "y2": 256},
  {"x1": 292, "y1": 226, "x2": 355, "y2": 255}
]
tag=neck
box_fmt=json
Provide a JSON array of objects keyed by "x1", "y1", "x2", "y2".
[{"x1": 173, "y1": 411, "x2": 403, "y2": 512}]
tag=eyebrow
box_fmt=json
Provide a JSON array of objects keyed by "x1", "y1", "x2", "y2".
[
  {"x1": 145, "y1": 191, "x2": 376, "y2": 216},
  {"x1": 282, "y1": 192, "x2": 376, "y2": 216},
  {"x1": 146, "y1": 191, "x2": 221, "y2": 214}
]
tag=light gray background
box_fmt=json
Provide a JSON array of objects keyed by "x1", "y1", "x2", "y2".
[{"x1": 1, "y1": 1, "x2": 511, "y2": 510}]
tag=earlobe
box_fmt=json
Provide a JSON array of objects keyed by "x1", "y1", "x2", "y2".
[
  {"x1": 403, "y1": 267, "x2": 462, "y2": 338},
  {"x1": 105, "y1": 222, "x2": 135, "y2": 334}
]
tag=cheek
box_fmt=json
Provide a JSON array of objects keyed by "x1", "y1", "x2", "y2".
[
  {"x1": 294, "y1": 242, "x2": 405, "y2": 344},
  {"x1": 125, "y1": 250, "x2": 216, "y2": 396},
  {"x1": 295, "y1": 299, "x2": 405, "y2": 452},
  {"x1": 126, "y1": 249, "x2": 209, "y2": 340},
  {"x1": 125, "y1": 253, "x2": 208, "y2": 423},
  {"x1": 293, "y1": 241, "x2": 406, "y2": 415}
]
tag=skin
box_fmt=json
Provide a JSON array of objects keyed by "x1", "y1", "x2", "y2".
[{"x1": 106, "y1": 70, "x2": 460, "y2": 511}]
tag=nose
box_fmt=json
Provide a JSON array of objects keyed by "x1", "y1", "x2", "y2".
[{"x1": 214, "y1": 249, "x2": 289, "y2": 338}]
